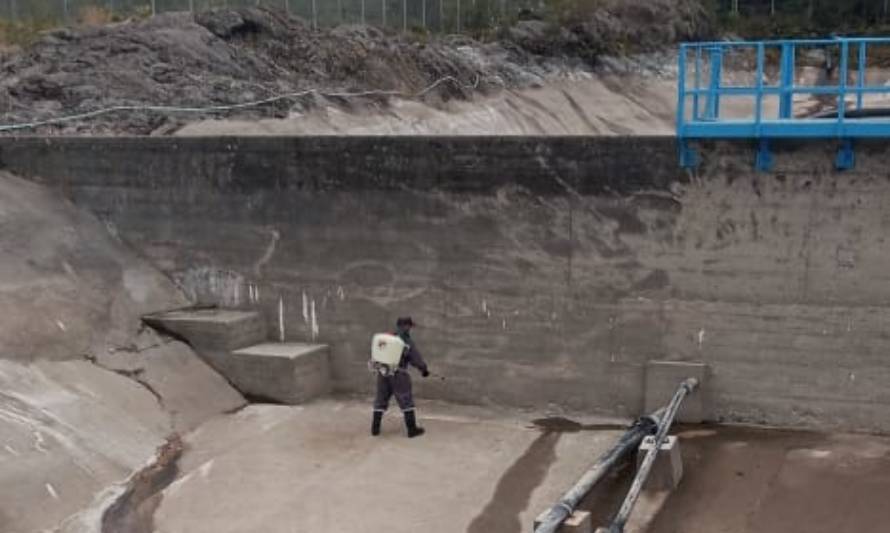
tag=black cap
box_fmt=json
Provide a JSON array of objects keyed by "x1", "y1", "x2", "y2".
[{"x1": 396, "y1": 316, "x2": 415, "y2": 328}]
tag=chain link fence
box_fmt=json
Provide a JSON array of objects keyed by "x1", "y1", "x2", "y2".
[
  {"x1": 2, "y1": 0, "x2": 889, "y2": 34},
  {"x1": 0, "y1": 0, "x2": 541, "y2": 33},
  {"x1": 719, "y1": 0, "x2": 890, "y2": 19}
]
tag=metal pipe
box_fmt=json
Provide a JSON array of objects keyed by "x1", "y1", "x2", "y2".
[
  {"x1": 606, "y1": 378, "x2": 699, "y2": 533},
  {"x1": 534, "y1": 409, "x2": 666, "y2": 533}
]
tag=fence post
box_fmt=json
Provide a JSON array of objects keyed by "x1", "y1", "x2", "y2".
[
  {"x1": 456, "y1": 0, "x2": 461, "y2": 32},
  {"x1": 361, "y1": 0, "x2": 365, "y2": 24},
  {"x1": 151, "y1": 0, "x2": 156, "y2": 16},
  {"x1": 311, "y1": 0, "x2": 317, "y2": 29},
  {"x1": 337, "y1": 0, "x2": 342, "y2": 24},
  {"x1": 63, "y1": 0, "x2": 69, "y2": 22},
  {"x1": 439, "y1": 0, "x2": 443, "y2": 31},
  {"x1": 422, "y1": 0, "x2": 425, "y2": 29},
  {"x1": 382, "y1": 0, "x2": 386, "y2": 28},
  {"x1": 402, "y1": 0, "x2": 406, "y2": 31}
]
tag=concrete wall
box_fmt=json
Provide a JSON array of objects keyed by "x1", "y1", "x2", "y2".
[{"x1": 3, "y1": 136, "x2": 890, "y2": 432}]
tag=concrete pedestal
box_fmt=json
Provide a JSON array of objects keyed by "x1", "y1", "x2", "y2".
[
  {"x1": 637, "y1": 435, "x2": 683, "y2": 491},
  {"x1": 227, "y1": 343, "x2": 331, "y2": 404},
  {"x1": 534, "y1": 510, "x2": 593, "y2": 533}
]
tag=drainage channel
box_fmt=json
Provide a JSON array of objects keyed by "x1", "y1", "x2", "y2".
[{"x1": 100, "y1": 435, "x2": 184, "y2": 533}]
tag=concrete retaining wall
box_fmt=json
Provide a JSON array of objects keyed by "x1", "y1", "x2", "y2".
[{"x1": 3, "y1": 136, "x2": 889, "y2": 432}]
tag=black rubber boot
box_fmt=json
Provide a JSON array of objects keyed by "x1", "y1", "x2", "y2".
[
  {"x1": 371, "y1": 411, "x2": 383, "y2": 436},
  {"x1": 404, "y1": 410, "x2": 425, "y2": 438}
]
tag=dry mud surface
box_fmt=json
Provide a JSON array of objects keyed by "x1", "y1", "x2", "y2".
[{"x1": 647, "y1": 425, "x2": 890, "y2": 533}]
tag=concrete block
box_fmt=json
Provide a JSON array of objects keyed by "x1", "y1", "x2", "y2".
[
  {"x1": 534, "y1": 510, "x2": 593, "y2": 533},
  {"x1": 143, "y1": 308, "x2": 266, "y2": 351},
  {"x1": 221, "y1": 343, "x2": 331, "y2": 404},
  {"x1": 637, "y1": 435, "x2": 683, "y2": 491},
  {"x1": 644, "y1": 360, "x2": 708, "y2": 423}
]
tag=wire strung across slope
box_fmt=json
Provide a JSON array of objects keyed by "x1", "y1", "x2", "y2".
[{"x1": 0, "y1": 75, "x2": 480, "y2": 133}]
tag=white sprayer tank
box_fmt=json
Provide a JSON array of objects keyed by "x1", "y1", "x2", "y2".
[{"x1": 371, "y1": 333, "x2": 406, "y2": 366}]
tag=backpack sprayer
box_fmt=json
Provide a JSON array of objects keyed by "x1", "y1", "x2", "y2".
[{"x1": 369, "y1": 332, "x2": 446, "y2": 381}]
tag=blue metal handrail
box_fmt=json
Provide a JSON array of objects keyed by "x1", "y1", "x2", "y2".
[{"x1": 676, "y1": 37, "x2": 890, "y2": 170}]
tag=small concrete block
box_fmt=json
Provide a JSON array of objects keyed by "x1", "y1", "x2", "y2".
[
  {"x1": 534, "y1": 510, "x2": 593, "y2": 533},
  {"x1": 644, "y1": 360, "x2": 708, "y2": 423},
  {"x1": 227, "y1": 342, "x2": 331, "y2": 404},
  {"x1": 143, "y1": 309, "x2": 266, "y2": 351},
  {"x1": 637, "y1": 435, "x2": 683, "y2": 491}
]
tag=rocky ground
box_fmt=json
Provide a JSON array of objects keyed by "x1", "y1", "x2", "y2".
[{"x1": 0, "y1": 0, "x2": 711, "y2": 135}]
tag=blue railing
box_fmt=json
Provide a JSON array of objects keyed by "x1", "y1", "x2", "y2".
[{"x1": 677, "y1": 37, "x2": 890, "y2": 170}]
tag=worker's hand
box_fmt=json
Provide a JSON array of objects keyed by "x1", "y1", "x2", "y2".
[{"x1": 421, "y1": 369, "x2": 430, "y2": 378}]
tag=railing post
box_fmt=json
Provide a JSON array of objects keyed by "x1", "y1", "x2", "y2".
[
  {"x1": 755, "y1": 43, "x2": 765, "y2": 132},
  {"x1": 839, "y1": 39, "x2": 849, "y2": 129},
  {"x1": 705, "y1": 45, "x2": 723, "y2": 120},
  {"x1": 857, "y1": 41, "x2": 867, "y2": 111},
  {"x1": 779, "y1": 43, "x2": 795, "y2": 119},
  {"x1": 693, "y1": 47, "x2": 702, "y2": 121},
  {"x1": 677, "y1": 44, "x2": 687, "y2": 135}
]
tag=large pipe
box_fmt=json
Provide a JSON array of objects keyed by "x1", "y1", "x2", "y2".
[
  {"x1": 533, "y1": 409, "x2": 666, "y2": 533},
  {"x1": 606, "y1": 378, "x2": 699, "y2": 533}
]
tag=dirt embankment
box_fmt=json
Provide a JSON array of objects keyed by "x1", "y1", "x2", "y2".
[{"x1": 0, "y1": 1, "x2": 712, "y2": 135}]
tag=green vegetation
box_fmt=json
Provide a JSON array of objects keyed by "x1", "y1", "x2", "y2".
[{"x1": 716, "y1": 0, "x2": 890, "y2": 39}]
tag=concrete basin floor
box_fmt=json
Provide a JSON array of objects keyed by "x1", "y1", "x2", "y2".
[
  {"x1": 151, "y1": 399, "x2": 628, "y2": 533},
  {"x1": 645, "y1": 425, "x2": 890, "y2": 533}
]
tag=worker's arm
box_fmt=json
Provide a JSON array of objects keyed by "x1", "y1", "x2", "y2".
[{"x1": 405, "y1": 341, "x2": 429, "y2": 377}]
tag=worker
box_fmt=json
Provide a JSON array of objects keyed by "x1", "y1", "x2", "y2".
[{"x1": 371, "y1": 316, "x2": 430, "y2": 438}]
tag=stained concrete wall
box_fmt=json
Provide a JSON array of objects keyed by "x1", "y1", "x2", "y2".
[{"x1": 2, "y1": 136, "x2": 889, "y2": 432}]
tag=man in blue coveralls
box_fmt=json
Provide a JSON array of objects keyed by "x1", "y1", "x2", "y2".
[{"x1": 371, "y1": 317, "x2": 429, "y2": 438}]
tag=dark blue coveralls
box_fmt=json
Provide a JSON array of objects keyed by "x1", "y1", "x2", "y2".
[{"x1": 371, "y1": 323, "x2": 428, "y2": 437}]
